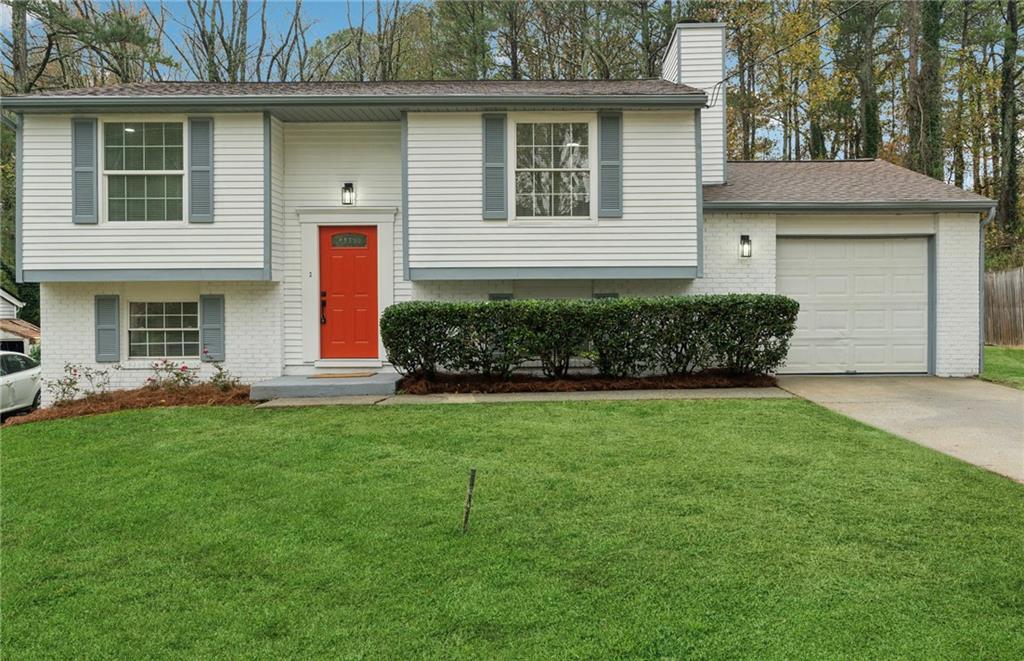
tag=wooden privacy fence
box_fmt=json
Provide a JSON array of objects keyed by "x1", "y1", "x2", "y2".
[{"x1": 985, "y1": 267, "x2": 1024, "y2": 346}]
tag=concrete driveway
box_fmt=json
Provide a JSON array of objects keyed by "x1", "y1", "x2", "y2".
[{"x1": 778, "y1": 376, "x2": 1024, "y2": 482}]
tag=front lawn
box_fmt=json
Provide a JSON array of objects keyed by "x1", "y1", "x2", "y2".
[
  {"x1": 983, "y1": 345, "x2": 1024, "y2": 390},
  {"x1": 3, "y1": 401, "x2": 1023, "y2": 658}
]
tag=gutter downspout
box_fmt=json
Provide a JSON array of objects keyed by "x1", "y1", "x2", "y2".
[{"x1": 978, "y1": 207, "x2": 996, "y2": 374}]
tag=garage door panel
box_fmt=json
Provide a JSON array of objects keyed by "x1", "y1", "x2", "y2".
[
  {"x1": 892, "y1": 274, "x2": 926, "y2": 295},
  {"x1": 854, "y1": 274, "x2": 887, "y2": 295},
  {"x1": 777, "y1": 237, "x2": 929, "y2": 374},
  {"x1": 815, "y1": 275, "x2": 850, "y2": 295},
  {"x1": 892, "y1": 309, "x2": 927, "y2": 331},
  {"x1": 853, "y1": 309, "x2": 886, "y2": 331}
]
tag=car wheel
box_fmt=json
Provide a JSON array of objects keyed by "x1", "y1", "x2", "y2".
[{"x1": 30, "y1": 389, "x2": 41, "y2": 411}]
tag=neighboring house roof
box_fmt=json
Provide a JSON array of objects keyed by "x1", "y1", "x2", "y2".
[
  {"x1": 703, "y1": 160, "x2": 995, "y2": 212},
  {"x1": 3, "y1": 79, "x2": 707, "y2": 111},
  {"x1": 0, "y1": 288, "x2": 25, "y2": 309},
  {"x1": 0, "y1": 318, "x2": 39, "y2": 342}
]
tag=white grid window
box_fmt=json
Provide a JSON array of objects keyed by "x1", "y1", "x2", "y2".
[
  {"x1": 104, "y1": 122, "x2": 184, "y2": 221},
  {"x1": 514, "y1": 122, "x2": 590, "y2": 218},
  {"x1": 128, "y1": 302, "x2": 200, "y2": 358}
]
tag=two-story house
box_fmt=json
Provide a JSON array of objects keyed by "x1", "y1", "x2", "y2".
[{"x1": 6, "y1": 23, "x2": 995, "y2": 402}]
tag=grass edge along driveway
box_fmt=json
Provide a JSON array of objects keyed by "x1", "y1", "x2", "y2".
[
  {"x1": 983, "y1": 345, "x2": 1024, "y2": 390},
  {"x1": 3, "y1": 399, "x2": 1023, "y2": 659}
]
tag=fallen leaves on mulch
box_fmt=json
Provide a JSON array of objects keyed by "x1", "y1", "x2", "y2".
[
  {"x1": 3, "y1": 384, "x2": 251, "y2": 427},
  {"x1": 398, "y1": 370, "x2": 776, "y2": 395}
]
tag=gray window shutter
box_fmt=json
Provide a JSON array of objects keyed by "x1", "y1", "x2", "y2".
[
  {"x1": 482, "y1": 114, "x2": 507, "y2": 220},
  {"x1": 72, "y1": 118, "x2": 98, "y2": 224},
  {"x1": 598, "y1": 112, "x2": 623, "y2": 218},
  {"x1": 200, "y1": 294, "x2": 225, "y2": 361},
  {"x1": 189, "y1": 117, "x2": 214, "y2": 223},
  {"x1": 94, "y1": 295, "x2": 120, "y2": 362}
]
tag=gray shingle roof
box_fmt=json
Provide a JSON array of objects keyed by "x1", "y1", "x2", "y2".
[
  {"x1": 12, "y1": 79, "x2": 704, "y2": 98},
  {"x1": 704, "y1": 160, "x2": 994, "y2": 210}
]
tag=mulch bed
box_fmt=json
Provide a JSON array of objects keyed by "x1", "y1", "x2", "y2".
[
  {"x1": 398, "y1": 371, "x2": 776, "y2": 395},
  {"x1": 3, "y1": 384, "x2": 251, "y2": 427}
]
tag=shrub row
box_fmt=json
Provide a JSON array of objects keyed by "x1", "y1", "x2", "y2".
[{"x1": 380, "y1": 295, "x2": 800, "y2": 379}]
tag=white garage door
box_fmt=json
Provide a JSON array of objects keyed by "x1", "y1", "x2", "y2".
[{"x1": 777, "y1": 237, "x2": 929, "y2": 374}]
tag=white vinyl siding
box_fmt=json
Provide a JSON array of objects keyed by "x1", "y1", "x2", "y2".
[
  {"x1": 670, "y1": 24, "x2": 725, "y2": 184},
  {"x1": 270, "y1": 116, "x2": 285, "y2": 276},
  {"x1": 280, "y1": 122, "x2": 403, "y2": 367},
  {"x1": 406, "y1": 111, "x2": 698, "y2": 269},
  {"x1": 21, "y1": 113, "x2": 265, "y2": 271}
]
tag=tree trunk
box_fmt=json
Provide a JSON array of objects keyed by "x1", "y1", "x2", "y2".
[
  {"x1": 858, "y1": 6, "x2": 880, "y2": 159},
  {"x1": 11, "y1": 0, "x2": 29, "y2": 93},
  {"x1": 952, "y1": 2, "x2": 970, "y2": 188},
  {"x1": 995, "y1": 0, "x2": 1019, "y2": 232},
  {"x1": 906, "y1": 0, "x2": 922, "y2": 168},
  {"x1": 920, "y1": 0, "x2": 944, "y2": 179}
]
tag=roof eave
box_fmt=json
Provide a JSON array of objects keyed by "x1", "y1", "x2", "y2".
[
  {"x1": 702, "y1": 200, "x2": 997, "y2": 213},
  {"x1": 3, "y1": 92, "x2": 707, "y2": 111}
]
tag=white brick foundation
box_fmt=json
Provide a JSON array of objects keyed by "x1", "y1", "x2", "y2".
[
  {"x1": 40, "y1": 281, "x2": 283, "y2": 405},
  {"x1": 935, "y1": 213, "x2": 982, "y2": 376}
]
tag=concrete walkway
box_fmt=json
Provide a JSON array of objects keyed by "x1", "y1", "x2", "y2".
[
  {"x1": 779, "y1": 376, "x2": 1024, "y2": 482},
  {"x1": 255, "y1": 386, "x2": 792, "y2": 409}
]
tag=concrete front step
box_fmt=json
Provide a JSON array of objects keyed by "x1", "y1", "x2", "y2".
[{"x1": 250, "y1": 373, "x2": 401, "y2": 400}]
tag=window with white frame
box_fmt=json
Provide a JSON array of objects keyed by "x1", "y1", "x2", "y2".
[
  {"x1": 514, "y1": 122, "x2": 590, "y2": 218},
  {"x1": 128, "y1": 302, "x2": 200, "y2": 358},
  {"x1": 104, "y1": 122, "x2": 184, "y2": 221}
]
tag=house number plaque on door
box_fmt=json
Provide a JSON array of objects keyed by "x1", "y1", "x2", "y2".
[{"x1": 331, "y1": 233, "x2": 367, "y2": 248}]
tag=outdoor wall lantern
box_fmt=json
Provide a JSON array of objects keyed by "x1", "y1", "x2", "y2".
[
  {"x1": 341, "y1": 182, "x2": 356, "y2": 206},
  {"x1": 739, "y1": 235, "x2": 753, "y2": 258}
]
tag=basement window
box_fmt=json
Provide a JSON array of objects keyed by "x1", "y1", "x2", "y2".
[{"x1": 128, "y1": 302, "x2": 200, "y2": 358}]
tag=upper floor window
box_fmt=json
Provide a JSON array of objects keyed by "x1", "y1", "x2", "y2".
[
  {"x1": 103, "y1": 122, "x2": 184, "y2": 222},
  {"x1": 514, "y1": 122, "x2": 590, "y2": 218}
]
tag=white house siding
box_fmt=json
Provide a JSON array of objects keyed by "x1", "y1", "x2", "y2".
[
  {"x1": 677, "y1": 24, "x2": 726, "y2": 184},
  {"x1": 21, "y1": 113, "x2": 265, "y2": 272},
  {"x1": 280, "y1": 122, "x2": 403, "y2": 367},
  {"x1": 270, "y1": 116, "x2": 286, "y2": 277},
  {"x1": 935, "y1": 213, "x2": 981, "y2": 376},
  {"x1": 0, "y1": 297, "x2": 19, "y2": 319},
  {"x1": 405, "y1": 110, "x2": 699, "y2": 270},
  {"x1": 410, "y1": 214, "x2": 773, "y2": 300},
  {"x1": 38, "y1": 281, "x2": 282, "y2": 405},
  {"x1": 661, "y1": 30, "x2": 680, "y2": 85}
]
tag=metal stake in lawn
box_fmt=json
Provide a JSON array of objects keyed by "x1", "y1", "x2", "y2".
[{"x1": 462, "y1": 468, "x2": 477, "y2": 533}]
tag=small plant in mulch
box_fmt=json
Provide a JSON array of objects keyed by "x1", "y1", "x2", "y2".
[
  {"x1": 47, "y1": 363, "x2": 112, "y2": 405},
  {"x1": 145, "y1": 359, "x2": 199, "y2": 390},
  {"x1": 208, "y1": 361, "x2": 241, "y2": 392}
]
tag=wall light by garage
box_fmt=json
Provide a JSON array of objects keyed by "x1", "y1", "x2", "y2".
[
  {"x1": 341, "y1": 182, "x2": 356, "y2": 206},
  {"x1": 739, "y1": 234, "x2": 753, "y2": 258}
]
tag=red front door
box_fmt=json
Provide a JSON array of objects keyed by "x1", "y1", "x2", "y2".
[{"x1": 319, "y1": 226, "x2": 378, "y2": 359}]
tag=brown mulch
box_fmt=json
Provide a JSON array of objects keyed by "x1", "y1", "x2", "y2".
[
  {"x1": 398, "y1": 371, "x2": 776, "y2": 395},
  {"x1": 3, "y1": 384, "x2": 251, "y2": 427}
]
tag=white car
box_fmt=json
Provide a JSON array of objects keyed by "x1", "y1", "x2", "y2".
[{"x1": 1, "y1": 351, "x2": 42, "y2": 416}]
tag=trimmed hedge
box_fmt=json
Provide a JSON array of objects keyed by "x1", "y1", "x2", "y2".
[{"x1": 380, "y1": 295, "x2": 799, "y2": 379}]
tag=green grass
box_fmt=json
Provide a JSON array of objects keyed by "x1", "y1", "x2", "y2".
[
  {"x1": 3, "y1": 400, "x2": 1023, "y2": 659},
  {"x1": 983, "y1": 345, "x2": 1024, "y2": 390}
]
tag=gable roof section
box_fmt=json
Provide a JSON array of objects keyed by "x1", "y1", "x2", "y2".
[
  {"x1": 0, "y1": 288, "x2": 25, "y2": 309},
  {"x1": 704, "y1": 160, "x2": 995, "y2": 212},
  {"x1": 3, "y1": 79, "x2": 706, "y2": 112}
]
